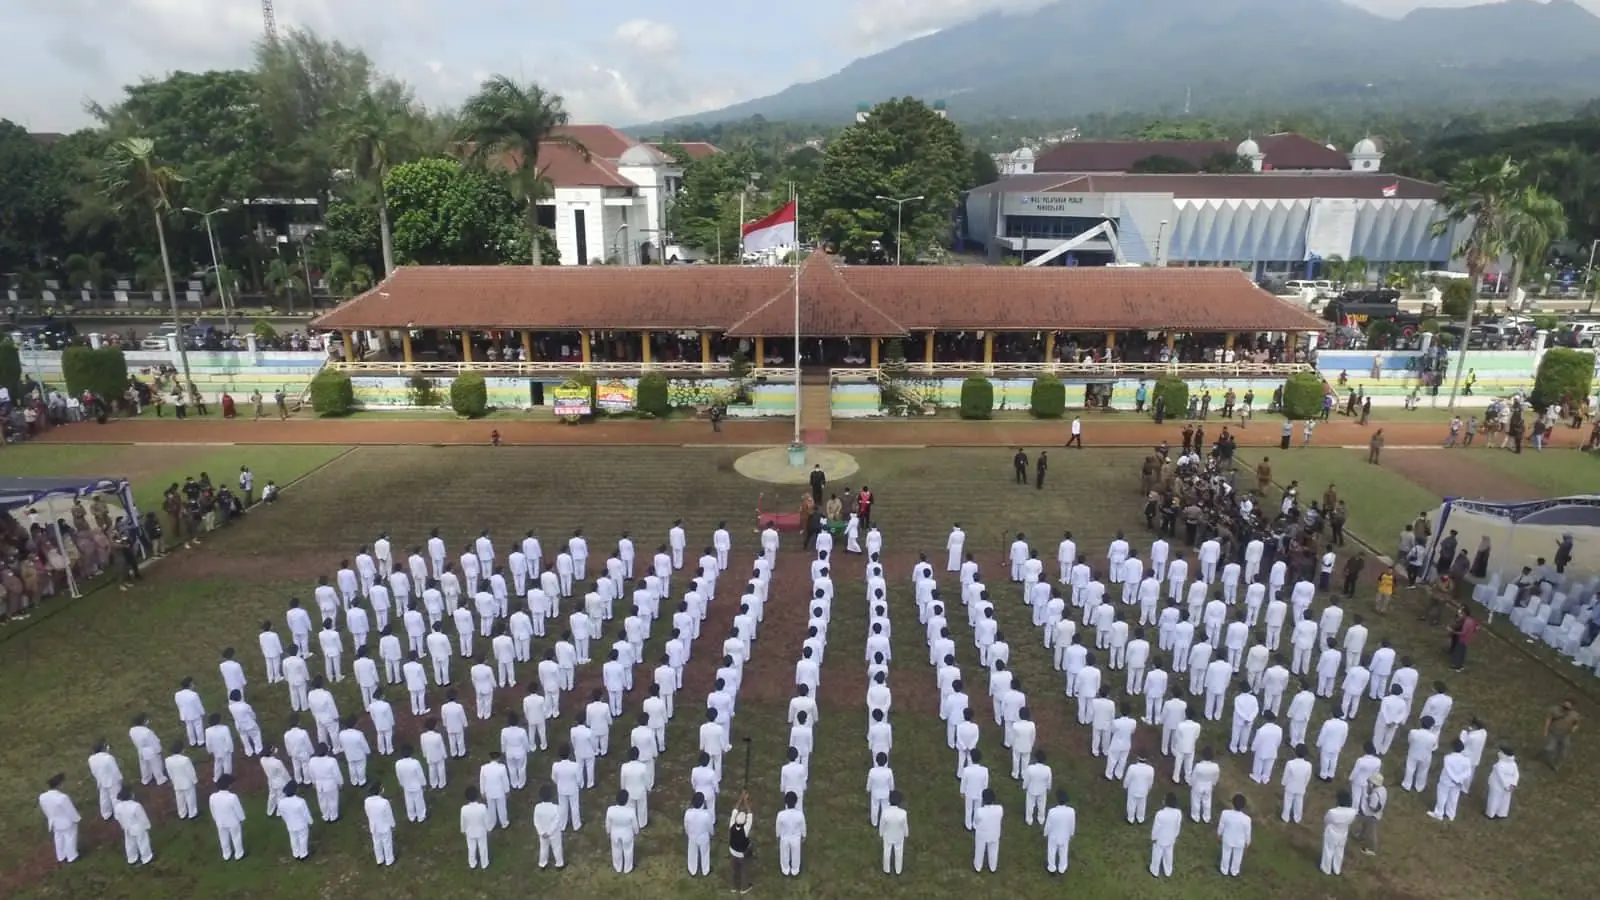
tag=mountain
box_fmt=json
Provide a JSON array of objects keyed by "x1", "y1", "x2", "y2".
[{"x1": 650, "y1": 0, "x2": 1600, "y2": 126}]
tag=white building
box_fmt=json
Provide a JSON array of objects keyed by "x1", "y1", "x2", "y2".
[{"x1": 537, "y1": 125, "x2": 720, "y2": 266}]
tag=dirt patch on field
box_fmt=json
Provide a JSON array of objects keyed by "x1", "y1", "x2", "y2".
[{"x1": 1381, "y1": 448, "x2": 1541, "y2": 501}]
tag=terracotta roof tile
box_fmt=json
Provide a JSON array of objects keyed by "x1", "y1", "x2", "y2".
[
  {"x1": 552, "y1": 124, "x2": 637, "y2": 160},
  {"x1": 649, "y1": 141, "x2": 722, "y2": 160},
  {"x1": 315, "y1": 256, "x2": 1326, "y2": 336},
  {"x1": 535, "y1": 142, "x2": 633, "y2": 188},
  {"x1": 971, "y1": 172, "x2": 1438, "y2": 200}
]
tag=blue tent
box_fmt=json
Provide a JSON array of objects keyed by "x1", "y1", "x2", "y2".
[{"x1": 0, "y1": 476, "x2": 136, "y2": 598}]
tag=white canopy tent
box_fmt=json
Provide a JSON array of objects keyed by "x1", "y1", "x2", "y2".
[
  {"x1": 1425, "y1": 494, "x2": 1600, "y2": 581},
  {"x1": 0, "y1": 476, "x2": 136, "y2": 599}
]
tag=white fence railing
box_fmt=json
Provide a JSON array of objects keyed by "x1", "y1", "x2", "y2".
[
  {"x1": 329, "y1": 360, "x2": 801, "y2": 379},
  {"x1": 830, "y1": 361, "x2": 1312, "y2": 379}
]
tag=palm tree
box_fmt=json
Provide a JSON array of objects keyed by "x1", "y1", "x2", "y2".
[
  {"x1": 263, "y1": 256, "x2": 303, "y2": 310},
  {"x1": 101, "y1": 137, "x2": 192, "y2": 386},
  {"x1": 456, "y1": 76, "x2": 587, "y2": 265},
  {"x1": 325, "y1": 254, "x2": 375, "y2": 297},
  {"x1": 64, "y1": 253, "x2": 110, "y2": 306},
  {"x1": 1430, "y1": 155, "x2": 1523, "y2": 407},
  {"x1": 1503, "y1": 188, "x2": 1567, "y2": 310},
  {"x1": 335, "y1": 91, "x2": 418, "y2": 276}
]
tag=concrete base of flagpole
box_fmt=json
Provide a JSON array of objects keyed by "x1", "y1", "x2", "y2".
[{"x1": 735, "y1": 446, "x2": 858, "y2": 485}]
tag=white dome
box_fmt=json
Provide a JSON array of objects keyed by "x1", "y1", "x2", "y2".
[
  {"x1": 1325, "y1": 142, "x2": 1337, "y2": 151},
  {"x1": 619, "y1": 144, "x2": 668, "y2": 166},
  {"x1": 1236, "y1": 138, "x2": 1260, "y2": 157},
  {"x1": 1352, "y1": 137, "x2": 1379, "y2": 156}
]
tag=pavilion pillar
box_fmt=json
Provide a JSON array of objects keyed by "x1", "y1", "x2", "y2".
[
  {"x1": 869, "y1": 338, "x2": 880, "y2": 368},
  {"x1": 641, "y1": 331, "x2": 652, "y2": 367},
  {"x1": 401, "y1": 331, "x2": 414, "y2": 367},
  {"x1": 1044, "y1": 331, "x2": 1056, "y2": 367},
  {"x1": 700, "y1": 332, "x2": 712, "y2": 367},
  {"x1": 982, "y1": 333, "x2": 994, "y2": 365},
  {"x1": 1225, "y1": 332, "x2": 1236, "y2": 350},
  {"x1": 460, "y1": 331, "x2": 473, "y2": 363},
  {"x1": 1105, "y1": 331, "x2": 1117, "y2": 351},
  {"x1": 342, "y1": 330, "x2": 355, "y2": 362},
  {"x1": 755, "y1": 336, "x2": 765, "y2": 368},
  {"x1": 1165, "y1": 332, "x2": 1176, "y2": 353},
  {"x1": 521, "y1": 330, "x2": 533, "y2": 361},
  {"x1": 580, "y1": 331, "x2": 592, "y2": 365},
  {"x1": 923, "y1": 331, "x2": 935, "y2": 365}
]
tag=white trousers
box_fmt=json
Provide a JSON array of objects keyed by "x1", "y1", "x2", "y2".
[{"x1": 687, "y1": 836, "x2": 710, "y2": 874}]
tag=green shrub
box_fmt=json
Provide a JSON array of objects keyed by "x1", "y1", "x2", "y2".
[
  {"x1": 450, "y1": 371, "x2": 489, "y2": 418},
  {"x1": 251, "y1": 319, "x2": 278, "y2": 340},
  {"x1": 0, "y1": 338, "x2": 20, "y2": 401},
  {"x1": 308, "y1": 369, "x2": 355, "y2": 416},
  {"x1": 60, "y1": 345, "x2": 128, "y2": 401},
  {"x1": 1440, "y1": 280, "x2": 1473, "y2": 318},
  {"x1": 1029, "y1": 373, "x2": 1066, "y2": 419},
  {"x1": 1151, "y1": 375, "x2": 1189, "y2": 418},
  {"x1": 1281, "y1": 371, "x2": 1326, "y2": 419},
  {"x1": 1531, "y1": 347, "x2": 1595, "y2": 413},
  {"x1": 959, "y1": 375, "x2": 994, "y2": 420},
  {"x1": 636, "y1": 372, "x2": 670, "y2": 417},
  {"x1": 407, "y1": 374, "x2": 440, "y2": 408},
  {"x1": 1533, "y1": 314, "x2": 1560, "y2": 332}
]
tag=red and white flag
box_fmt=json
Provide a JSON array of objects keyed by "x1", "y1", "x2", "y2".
[
  {"x1": 742, "y1": 201, "x2": 797, "y2": 253},
  {"x1": 1381, "y1": 182, "x2": 1398, "y2": 198}
]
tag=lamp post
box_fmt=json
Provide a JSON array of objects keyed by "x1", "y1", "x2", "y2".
[
  {"x1": 1583, "y1": 238, "x2": 1599, "y2": 314},
  {"x1": 182, "y1": 206, "x2": 232, "y2": 331},
  {"x1": 1154, "y1": 219, "x2": 1169, "y2": 268},
  {"x1": 875, "y1": 194, "x2": 924, "y2": 265}
]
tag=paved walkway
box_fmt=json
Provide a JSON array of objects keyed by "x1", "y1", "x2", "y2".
[{"x1": 18, "y1": 413, "x2": 1550, "y2": 449}]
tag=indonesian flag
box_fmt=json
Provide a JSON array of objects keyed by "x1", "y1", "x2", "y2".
[
  {"x1": 742, "y1": 201, "x2": 797, "y2": 253},
  {"x1": 1381, "y1": 182, "x2": 1398, "y2": 198}
]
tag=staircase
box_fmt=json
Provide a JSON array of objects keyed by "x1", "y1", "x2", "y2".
[{"x1": 799, "y1": 378, "x2": 833, "y2": 444}]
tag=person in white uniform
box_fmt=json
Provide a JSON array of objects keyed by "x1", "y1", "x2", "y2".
[
  {"x1": 1217, "y1": 794, "x2": 1252, "y2": 877},
  {"x1": 39, "y1": 773, "x2": 82, "y2": 863},
  {"x1": 112, "y1": 787, "x2": 154, "y2": 865}
]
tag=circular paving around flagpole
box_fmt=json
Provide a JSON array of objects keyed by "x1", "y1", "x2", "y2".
[{"x1": 733, "y1": 446, "x2": 860, "y2": 485}]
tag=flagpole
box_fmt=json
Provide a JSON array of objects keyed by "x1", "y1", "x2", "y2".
[
  {"x1": 792, "y1": 188, "x2": 802, "y2": 446},
  {"x1": 737, "y1": 194, "x2": 745, "y2": 266}
]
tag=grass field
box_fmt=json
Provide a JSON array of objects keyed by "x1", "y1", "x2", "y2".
[{"x1": 0, "y1": 444, "x2": 1594, "y2": 900}]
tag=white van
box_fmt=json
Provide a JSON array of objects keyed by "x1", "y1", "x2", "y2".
[{"x1": 1283, "y1": 280, "x2": 1335, "y2": 298}]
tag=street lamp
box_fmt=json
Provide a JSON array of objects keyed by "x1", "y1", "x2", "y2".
[
  {"x1": 183, "y1": 206, "x2": 232, "y2": 331},
  {"x1": 875, "y1": 194, "x2": 924, "y2": 265},
  {"x1": 1154, "y1": 219, "x2": 1169, "y2": 268},
  {"x1": 613, "y1": 224, "x2": 630, "y2": 265}
]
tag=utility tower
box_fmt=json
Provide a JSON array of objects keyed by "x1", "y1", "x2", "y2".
[{"x1": 262, "y1": 0, "x2": 278, "y2": 42}]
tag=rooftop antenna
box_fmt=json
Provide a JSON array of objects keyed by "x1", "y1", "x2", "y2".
[{"x1": 262, "y1": 0, "x2": 278, "y2": 42}]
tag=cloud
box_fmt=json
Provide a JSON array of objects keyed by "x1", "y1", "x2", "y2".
[
  {"x1": 847, "y1": 0, "x2": 1055, "y2": 51},
  {"x1": 614, "y1": 19, "x2": 680, "y2": 56}
]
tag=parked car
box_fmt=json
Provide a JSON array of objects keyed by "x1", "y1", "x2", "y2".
[{"x1": 21, "y1": 320, "x2": 78, "y2": 349}]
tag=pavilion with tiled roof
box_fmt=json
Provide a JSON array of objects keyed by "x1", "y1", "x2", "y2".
[{"x1": 315, "y1": 253, "x2": 1326, "y2": 371}]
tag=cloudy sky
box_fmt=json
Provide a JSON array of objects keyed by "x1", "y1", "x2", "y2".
[{"x1": 2, "y1": 0, "x2": 1589, "y2": 131}]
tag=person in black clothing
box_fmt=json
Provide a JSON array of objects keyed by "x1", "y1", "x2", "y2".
[
  {"x1": 1013, "y1": 449, "x2": 1029, "y2": 484},
  {"x1": 1035, "y1": 451, "x2": 1048, "y2": 490},
  {"x1": 808, "y1": 465, "x2": 826, "y2": 505},
  {"x1": 117, "y1": 523, "x2": 142, "y2": 588},
  {"x1": 728, "y1": 792, "x2": 754, "y2": 893}
]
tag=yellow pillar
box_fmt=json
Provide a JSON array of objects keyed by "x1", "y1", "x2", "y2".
[
  {"x1": 461, "y1": 330, "x2": 473, "y2": 362},
  {"x1": 1225, "y1": 332, "x2": 1236, "y2": 350},
  {"x1": 401, "y1": 331, "x2": 414, "y2": 367},
  {"x1": 521, "y1": 330, "x2": 533, "y2": 361},
  {"x1": 700, "y1": 332, "x2": 712, "y2": 365},
  {"x1": 983, "y1": 333, "x2": 994, "y2": 364},
  {"x1": 1044, "y1": 331, "x2": 1056, "y2": 363},
  {"x1": 755, "y1": 336, "x2": 765, "y2": 368},
  {"x1": 641, "y1": 331, "x2": 652, "y2": 366},
  {"x1": 1106, "y1": 331, "x2": 1117, "y2": 351},
  {"x1": 923, "y1": 331, "x2": 935, "y2": 365},
  {"x1": 1165, "y1": 332, "x2": 1176, "y2": 353},
  {"x1": 579, "y1": 331, "x2": 592, "y2": 365},
  {"x1": 869, "y1": 338, "x2": 880, "y2": 368},
  {"x1": 342, "y1": 331, "x2": 355, "y2": 362}
]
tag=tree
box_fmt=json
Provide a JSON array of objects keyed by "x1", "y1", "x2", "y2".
[
  {"x1": 322, "y1": 193, "x2": 384, "y2": 274},
  {"x1": 335, "y1": 90, "x2": 421, "y2": 276},
  {"x1": 1199, "y1": 151, "x2": 1253, "y2": 174},
  {"x1": 1430, "y1": 156, "x2": 1523, "y2": 407},
  {"x1": 0, "y1": 120, "x2": 71, "y2": 273},
  {"x1": 669, "y1": 150, "x2": 767, "y2": 260},
  {"x1": 101, "y1": 137, "x2": 192, "y2": 387},
  {"x1": 63, "y1": 252, "x2": 111, "y2": 301},
  {"x1": 255, "y1": 30, "x2": 385, "y2": 199},
  {"x1": 383, "y1": 157, "x2": 553, "y2": 265},
  {"x1": 1129, "y1": 154, "x2": 1199, "y2": 174},
  {"x1": 969, "y1": 148, "x2": 1000, "y2": 186},
  {"x1": 1503, "y1": 187, "x2": 1567, "y2": 308},
  {"x1": 811, "y1": 98, "x2": 972, "y2": 262},
  {"x1": 457, "y1": 76, "x2": 587, "y2": 266}
]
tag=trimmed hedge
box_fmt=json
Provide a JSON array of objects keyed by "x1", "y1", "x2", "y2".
[
  {"x1": 636, "y1": 372, "x2": 670, "y2": 418},
  {"x1": 450, "y1": 372, "x2": 488, "y2": 417},
  {"x1": 309, "y1": 369, "x2": 355, "y2": 416},
  {"x1": 959, "y1": 376, "x2": 994, "y2": 420},
  {"x1": 0, "y1": 338, "x2": 19, "y2": 401},
  {"x1": 1531, "y1": 347, "x2": 1595, "y2": 413},
  {"x1": 1281, "y1": 372, "x2": 1326, "y2": 419},
  {"x1": 1151, "y1": 375, "x2": 1189, "y2": 418},
  {"x1": 1029, "y1": 373, "x2": 1066, "y2": 419},
  {"x1": 60, "y1": 345, "x2": 128, "y2": 401}
]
